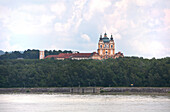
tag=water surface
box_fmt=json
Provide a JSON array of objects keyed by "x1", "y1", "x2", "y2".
[{"x1": 0, "y1": 94, "x2": 170, "y2": 112}]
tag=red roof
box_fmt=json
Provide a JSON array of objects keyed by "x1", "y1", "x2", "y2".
[
  {"x1": 45, "y1": 53, "x2": 95, "y2": 59},
  {"x1": 45, "y1": 53, "x2": 72, "y2": 59},
  {"x1": 56, "y1": 53, "x2": 72, "y2": 58},
  {"x1": 72, "y1": 53, "x2": 92, "y2": 58},
  {"x1": 45, "y1": 55, "x2": 58, "y2": 59}
]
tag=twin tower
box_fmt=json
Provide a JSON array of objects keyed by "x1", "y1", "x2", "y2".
[{"x1": 97, "y1": 33, "x2": 115, "y2": 59}]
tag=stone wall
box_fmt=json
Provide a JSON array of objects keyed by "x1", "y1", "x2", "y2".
[
  {"x1": 0, "y1": 87, "x2": 169, "y2": 94},
  {"x1": 70, "y1": 87, "x2": 100, "y2": 93},
  {"x1": 101, "y1": 87, "x2": 170, "y2": 93}
]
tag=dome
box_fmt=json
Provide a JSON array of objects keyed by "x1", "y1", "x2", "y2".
[
  {"x1": 102, "y1": 33, "x2": 110, "y2": 43},
  {"x1": 102, "y1": 37, "x2": 110, "y2": 43}
]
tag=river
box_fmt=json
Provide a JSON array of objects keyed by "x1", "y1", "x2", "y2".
[{"x1": 0, "y1": 94, "x2": 170, "y2": 112}]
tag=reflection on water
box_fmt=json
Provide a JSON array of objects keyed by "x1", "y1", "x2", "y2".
[{"x1": 0, "y1": 94, "x2": 170, "y2": 112}]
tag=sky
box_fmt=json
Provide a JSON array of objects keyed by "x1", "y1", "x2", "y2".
[{"x1": 0, "y1": 0, "x2": 170, "y2": 58}]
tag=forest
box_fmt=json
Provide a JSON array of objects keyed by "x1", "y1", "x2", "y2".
[
  {"x1": 0, "y1": 49, "x2": 73, "y2": 60},
  {"x1": 0, "y1": 57, "x2": 169, "y2": 88}
]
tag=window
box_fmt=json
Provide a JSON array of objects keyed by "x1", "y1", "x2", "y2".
[
  {"x1": 106, "y1": 51, "x2": 108, "y2": 55},
  {"x1": 100, "y1": 45, "x2": 102, "y2": 48},
  {"x1": 105, "y1": 44, "x2": 107, "y2": 48},
  {"x1": 111, "y1": 45, "x2": 113, "y2": 48}
]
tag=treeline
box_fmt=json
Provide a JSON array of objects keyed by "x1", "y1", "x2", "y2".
[
  {"x1": 0, "y1": 49, "x2": 73, "y2": 60},
  {"x1": 0, "y1": 57, "x2": 170, "y2": 88}
]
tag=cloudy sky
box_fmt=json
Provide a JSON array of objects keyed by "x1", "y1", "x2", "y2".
[{"x1": 0, "y1": 0, "x2": 170, "y2": 58}]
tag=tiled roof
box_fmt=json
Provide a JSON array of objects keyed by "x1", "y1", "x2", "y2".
[
  {"x1": 45, "y1": 53, "x2": 97, "y2": 59},
  {"x1": 56, "y1": 53, "x2": 72, "y2": 58},
  {"x1": 72, "y1": 53, "x2": 92, "y2": 58},
  {"x1": 45, "y1": 55, "x2": 58, "y2": 59}
]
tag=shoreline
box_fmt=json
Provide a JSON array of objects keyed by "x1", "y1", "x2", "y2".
[{"x1": 0, "y1": 87, "x2": 170, "y2": 95}]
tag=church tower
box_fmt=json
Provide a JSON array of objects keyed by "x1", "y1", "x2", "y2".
[
  {"x1": 39, "y1": 51, "x2": 45, "y2": 59},
  {"x1": 97, "y1": 33, "x2": 115, "y2": 59}
]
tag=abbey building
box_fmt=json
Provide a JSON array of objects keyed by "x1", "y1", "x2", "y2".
[
  {"x1": 98, "y1": 33, "x2": 115, "y2": 59},
  {"x1": 39, "y1": 33, "x2": 124, "y2": 60}
]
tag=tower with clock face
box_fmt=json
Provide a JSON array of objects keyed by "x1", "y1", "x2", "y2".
[{"x1": 97, "y1": 33, "x2": 115, "y2": 59}]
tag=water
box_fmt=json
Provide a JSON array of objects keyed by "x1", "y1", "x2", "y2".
[{"x1": 0, "y1": 94, "x2": 170, "y2": 112}]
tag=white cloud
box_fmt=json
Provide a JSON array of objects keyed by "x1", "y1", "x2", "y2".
[
  {"x1": 81, "y1": 34, "x2": 90, "y2": 41},
  {"x1": 89, "y1": 0, "x2": 111, "y2": 12},
  {"x1": 0, "y1": 4, "x2": 56, "y2": 35},
  {"x1": 113, "y1": 33, "x2": 121, "y2": 40},
  {"x1": 18, "y1": 4, "x2": 47, "y2": 13},
  {"x1": 130, "y1": 39, "x2": 170, "y2": 58},
  {"x1": 163, "y1": 9, "x2": 170, "y2": 26},
  {"x1": 102, "y1": 26, "x2": 121, "y2": 39},
  {"x1": 84, "y1": 0, "x2": 111, "y2": 21},
  {"x1": 135, "y1": 0, "x2": 157, "y2": 7},
  {"x1": 115, "y1": 0, "x2": 128, "y2": 10},
  {"x1": 54, "y1": 0, "x2": 87, "y2": 33},
  {"x1": 54, "y1": 22, "x2": 70, "y2": 32},
  {"x1": 40, "y1": 15, "x2": 56, "y2": 25},
  {"x1": 0, "y1": 33, "x2": 24, "y2": 51},
  {"x1": 50, "y1": 3, "x2": 66, "y2": 17}
]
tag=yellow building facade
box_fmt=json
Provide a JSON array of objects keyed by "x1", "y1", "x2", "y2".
[{"x1": 97, "y1": 33, "x2": 115, "y2": 59}]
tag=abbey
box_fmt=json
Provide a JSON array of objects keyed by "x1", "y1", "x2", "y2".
[
  {"x1": 39, "y1": 33, "x2": 124, "y2": 60},
  {"x1": 98, "y1": 33, "x2": 115, "y2": 59}
]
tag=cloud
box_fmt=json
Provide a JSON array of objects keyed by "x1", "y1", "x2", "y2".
[
  {"x1": 113, "y1": 33, "x2": 121, "y2": 40},
  {"x1": 163, "y1": 9, "x2": 170, "y2": 26},
  {"x1": 135, "y1": 0, "x2": 157, "y2": 7},
  {"x1": 54, "y1": 0, "x2": 87, "y2": 33},
  {"x1": 50, "y1": 3, "x2": 66, "y2": 17},
  {"x1": 0, "y1": 4, "x2": 55, "y2": 35},
  {"x1": 18, "y1": 4, "x2": 47, "y2": 13},
  {"x1": 0, "y1": 0, "x2": 169, "y2": 58},
  {"x1": 0, "y1": 32, "x2": 24, "y2": 51},
  {"x1": 131, "y1": 39, "x2": 170, "y2": 58},
  {"x1": 102, "y1": 26, "x2": 122, "y2": 39},
  {"x1": 81, "y1": 34, "x2": 90, "y2": 41},
  {"x1": 84, "y1": 0, "x2": 111, "y2": 21},
  {"x1": 54, "y1": 22, "x2": 70, "y2": 32}
]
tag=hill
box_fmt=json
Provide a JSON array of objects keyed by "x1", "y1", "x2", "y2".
[{"x1": 0, "y1": 50, "x2": 4, "y2": 55}]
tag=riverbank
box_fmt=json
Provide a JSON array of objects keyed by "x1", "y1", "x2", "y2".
[{"x1": 0, "y1": 87, "x2": 170, "y2": 95}]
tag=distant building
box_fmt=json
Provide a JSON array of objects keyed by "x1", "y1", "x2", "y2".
[
  {"x1": 98, "y1": 33, "x2": 115, "y2": 59},
  {"x1": 45, "y1": 52, "x2": 97, "y2": 60},
  {"x1": 40, "y1": 33, "x2": 124, "y2": 60},
  {"x1": 39, "y1": 51, "x2": 45, "y2": 59}
]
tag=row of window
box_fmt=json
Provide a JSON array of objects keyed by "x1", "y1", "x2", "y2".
[
  {"x1": 100, "y1": 44, "x2": 113, "y2": 48},
  {"x1": 100, "y1": 50, "x2": 114, "y2": 55}
]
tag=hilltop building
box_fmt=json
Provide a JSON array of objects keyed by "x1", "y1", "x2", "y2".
[
  {"x1": 39, "y1": 33, "x2": 124, "y2": 60},
  {"x1": 98, "y1": 33, "x2": 115, "y2": 59}
]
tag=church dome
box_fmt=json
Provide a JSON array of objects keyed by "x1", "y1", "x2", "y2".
[
  {"x1": 102, "y1": 37, "x2": 110, "y2": 43},
  {"x1": 102, "y1": 33, "x2": 110, "y2": 43}
]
